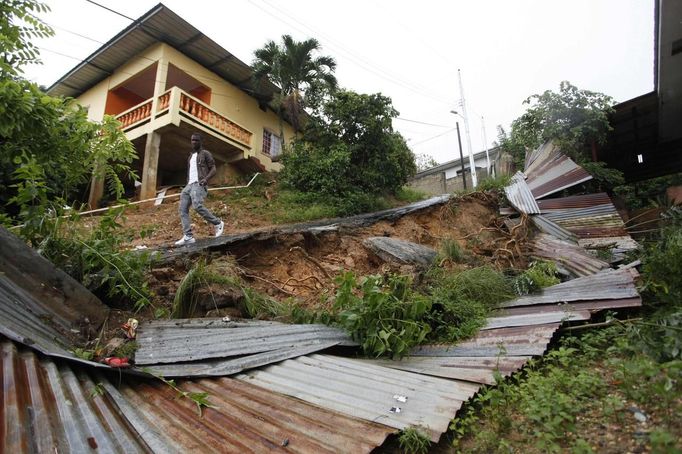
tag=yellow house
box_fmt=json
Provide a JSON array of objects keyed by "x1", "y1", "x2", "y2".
[{"x1": 47, "y1": 3, "x2": 294, "y2": 208}]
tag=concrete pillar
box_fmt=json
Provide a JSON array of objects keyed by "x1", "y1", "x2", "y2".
[
  {"x1": 140, "y1": 131, "x2": 161, "y2": 201},
  {"x1": 87, "y1": 171, "x2": 105, "y2": 210}
]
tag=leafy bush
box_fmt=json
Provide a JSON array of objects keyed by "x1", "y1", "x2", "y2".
[
  {"x1": 398, "y1": 427, "x2": 431, "y2": 454},
  {"x1": 333, "y1": 272, "x2": 432, "y2": 359},
  {"x1": 512, "y1": 260, "x2": 560, "y2": 296},
  {"x1": 476, "y1": 174, "x2": 512, "y2": 192}
]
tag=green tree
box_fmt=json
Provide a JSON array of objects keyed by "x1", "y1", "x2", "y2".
[
  {"x1": 0, "y1": 79, "x2": 136, "y2": 217},
  {"x1": 499, "y1": 81, "x2": 621, "y2": 187},
  {"x1": 0, "y1": 0, "x2": 53, "y2": 78},
  {"x1": 252, "y1": 35, "x2": 337, "y2": 132},
  {"x1": 281, "y1": 90, "x2": 416, "y2": 208}
]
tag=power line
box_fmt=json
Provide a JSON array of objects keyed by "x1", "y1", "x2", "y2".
[
  {"x1": 409, "y1": 128, "x2": 456, "y2": 147},
  {"x1": 394, "y1": 117, "x2": 451, "y2": 128}
]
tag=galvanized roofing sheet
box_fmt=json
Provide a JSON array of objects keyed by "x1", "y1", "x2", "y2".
[
  {"x1": 530, "y1": 215, "x2": 578, "y2": 242},
  {"x1": 135, "y1": 318, "x2": 355, "y2": 366},
  {"x1": 499, "y1": 297, "x2": 642, "y2": 317},
  {"x1": 531, "y1": 233, "x2": 611, "y2": 277},
  {"x1": 47, "y1": 4, "x2": 280, "y2": 104},
  {"x1": 1, "y1": 338, "x2": 394, "y2": 453},
  {"x1": 523, "y1": 141, "x2": 593, "y2": 199},
  {"x1": 536, "y1": 192, "x2": 614, "y2": 210},
  {"x1": 501, "y1": 268, "x2": 639, "y2": 308},
  {"x1": 237, "y1": 354, "x2": 480, "y2": 442},
  {"x1": 410, "y1": 324, "x2": 560, "y2": 358},
  {"x1": 361, "y1": 356, "x2": 531, "y2": 385},
  {"x1": 504, "y1": 171, "x2": 540, "y2": 214}
]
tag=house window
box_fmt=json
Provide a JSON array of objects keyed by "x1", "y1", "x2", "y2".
[{"x1": 262, "y1": 130, "x2": 282, "y2": 158}]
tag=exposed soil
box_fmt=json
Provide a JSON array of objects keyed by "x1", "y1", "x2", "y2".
[{"x1": 125, "y1": 192, "x2": 524, "y2": 319}]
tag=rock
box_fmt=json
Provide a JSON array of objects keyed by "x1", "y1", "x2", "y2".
[
  {"x1": 363, "y1": 237, "x2": 437, "y2": 267},
  {"x1": 151, "y1": 267, "x2": 173, "y2": 280}
]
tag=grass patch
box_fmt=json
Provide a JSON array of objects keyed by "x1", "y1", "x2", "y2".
[
  {"x1": 450, "y1": 326, "x2": 682, "y2": 453},
  {"x1": 394, "y1": 186, "x2": 428, "y2": 203},
  {"x1": 398, "y1": 427, "x2": 431, "y2": 454}
]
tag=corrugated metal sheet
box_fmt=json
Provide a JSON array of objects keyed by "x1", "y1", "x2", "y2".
[
  {"x1": 0, "y1": 340, "x2": 150, "y2": 453},
  {"x1": 531, "y1": 233, "x2": 611, "y2": 277},
  {"x1": 523, "y1": 142, "x2": 593, "y2": 199},
  {"x1": 499, "y1": 297, "x2": 642, "y2": 316},
  {"x1": 410, "y1": 324, "x2": 560, "y2": 358},
  {"x1": 135, "y1": 319, "x2": 355, "y2": 366},
  {"x1": 2, "y1": 338, "x2": 395, "y2": 453},
  {"x1": 237, "y1": 354, "x2": 480, "y2": 442},
  {"x1": 483, "y1": 310, "x2": 591, "y2": 329},
  {"x1": 504, "y1": 172, "x2": 540, "y2": 214},
  {"x1": 530, "y1": 215, "x2": 578, "y2": 242},
  {"x1": 362, "y1": 356, "x2": 530, "y2": 385},
  {"x1": 537, "y1": 192, "x2": 614, "y2": 210},
  {"x1": 502, "y1": 268, "x2": 639, "y2": 308}
]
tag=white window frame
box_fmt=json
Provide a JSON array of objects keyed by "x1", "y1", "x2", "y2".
[{"x1": 262, "y1": 129, "x2": 282, "y2": 158}]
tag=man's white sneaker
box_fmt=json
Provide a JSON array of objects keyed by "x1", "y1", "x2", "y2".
[
  {"x1": 174, "y1": 235, "x2": 196, "y2": 246},
  {"x1": 214, "y1": 220, "x2": 224, "y2": 237}
]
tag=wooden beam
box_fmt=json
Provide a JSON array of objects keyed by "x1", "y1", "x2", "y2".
[{"x1": 140, "y1": 131, "x2": 162, "y2": 201}]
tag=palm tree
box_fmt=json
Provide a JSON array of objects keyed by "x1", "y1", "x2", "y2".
[{"x1": 252, "y1": 35, "x2": 337, "y2": 134}]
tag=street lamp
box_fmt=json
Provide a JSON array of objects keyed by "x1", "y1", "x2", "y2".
[{"x1": 450, "y1": 110, "x2": 476, "y2": 189}]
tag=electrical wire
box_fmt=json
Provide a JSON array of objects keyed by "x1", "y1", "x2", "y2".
[{"x1": 409, "y1": 128, "x2": 456, "y2": 147}]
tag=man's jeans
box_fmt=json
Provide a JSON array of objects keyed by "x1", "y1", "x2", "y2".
[{"x1": 179, "y1": 182, "x2": 220, "y2": 237}]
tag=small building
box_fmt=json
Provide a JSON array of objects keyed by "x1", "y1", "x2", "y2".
[
  {"x1": 47, "y1": 3, "x2": 294, "y2": 208},
  {"x1": 408, "y1": 146, "x2": 501, "y2": 195}
]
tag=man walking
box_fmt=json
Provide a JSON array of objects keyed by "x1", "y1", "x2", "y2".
[{"x1": 175, "y1": 133, "x2": 224, "y2": 246}]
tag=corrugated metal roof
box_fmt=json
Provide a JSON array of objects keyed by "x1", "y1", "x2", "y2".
[
  {"x1": 530, "y1": 215, "x2": 578, "y2": 242},
  {"x1": 502, "y1": 268, "x2": 639, "y2": 308},
  {"x1": 47, "y1": 4, "x2": 280, "y2": 106},
  {"x1": 531, "y1": 233, "x2": 611, "y2": 277},
  {"x1": 135, "y1": 319, "x2": 355, "y2": 366},
  {"x1": 1, "y1": 338, "x2": 395, "y2": 453},
  {"x1": 537, "y1": 192, "x2": 614, "y2": 210},
  {"x1": 523, "y1": 142, "x2": 593, "y2": 199},
  {"x1": 499, "y1": 297, "x2": 642, "y2": 317},
  {"x1": 504, "y1": 172, "x2": 540, "y2": 214},
  {"x1": 483, "y1": 310, "x2": 591, "y2": 329},
  {"x1": 237, "y1": 354, "x2": 480, "y2": 442},
  {"x1": 410, "y1": 324, "x2": 560, "y2": 358},
  {"x1": 361, "y1": 356, "x2": 530, "y2": 385}
]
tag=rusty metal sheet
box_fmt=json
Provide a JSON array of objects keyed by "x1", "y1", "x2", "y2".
[
  {"x1": 504, "y1": 172, "x2": 540, "y2": 214},
  {"x1": 531, "y1": 233, "x2": 611, "y2": 277},
  {"x1": 2, "y1": 338, "x2": 395, "y2": 453},
  {"x1": 237, "y1": 354, "x2": 480, "y2": 442},
  {"x1": 410, "y1": 324, "x2": 560, "y2": 357},
  {"x1": 0, "y1": 340, "x2": 149, "y2": 453},
  {"x1": 531, "y1": 215, "x2": 578, "y2": 242},
  {"x1": 135, "y1": 319, "x2": 355, "y2": 365},
  {"x1": 523, "y1": 142, "x2": 593, "y2": 199},
  {"x1": 499, "y1": 297, "x2": 642, "y2": 316},
  {"x1": 361, "y1": 356, "x2": 531, "y2": 385},
  {"x1": 537, "y1": 192, "x2": 614, "y2": 210},
  {"x1": 502, "y1": 268, "x2": 639, "y2": 308}
]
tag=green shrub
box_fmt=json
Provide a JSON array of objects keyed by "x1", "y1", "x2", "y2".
[
  {"x1": 439, "y1": 238, "x2": 465, "y2": 263},
  {"x1": 398, "y1": 427, "x2": 431, "y2": 454},
  {"x1": 476, "y1": 174, "x2": 512, "y2": 192},
  {"x1": 333, "y1": 272, "x2": 432, "y2": 359},
  {"x1": 513, "y1": 260, "x2": 560, "y2": 296}
]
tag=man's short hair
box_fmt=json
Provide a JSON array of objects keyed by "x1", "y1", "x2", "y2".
[{"x1": 191, "y1": 133, "x2": 202, "y2": 141}]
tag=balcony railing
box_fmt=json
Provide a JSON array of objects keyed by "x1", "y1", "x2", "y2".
[
  {"x1": 115, "y1": 99, "x2": 153, "y2": 129},
  {"x1": 115, "y1": 87, "x2": 252, "y2": 147}
]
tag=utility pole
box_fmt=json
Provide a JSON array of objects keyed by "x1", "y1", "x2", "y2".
[
  {"x1": 481, "y1": 116, "x2": 491, "y2": 177},
  {"x1": 456, "y1": 122, "x2": 467, "y2": 190},
  {"x1": 458, "y1": 69, "x2": 477, "y2": 188}
]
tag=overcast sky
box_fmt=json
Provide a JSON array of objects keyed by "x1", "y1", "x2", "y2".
[{"x1": 24, "y1": 0, "x2": 655, "y2": 165}]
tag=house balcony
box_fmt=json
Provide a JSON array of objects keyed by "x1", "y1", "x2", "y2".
[{"x1": 114, "y1": 86, "x2": 253, "y2": 153}]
